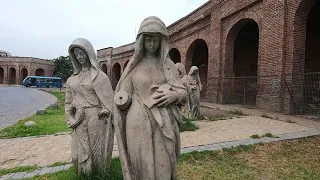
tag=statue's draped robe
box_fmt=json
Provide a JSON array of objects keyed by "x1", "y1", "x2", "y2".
[
  {"x1": 114, "y1": 17, "x2": 188, "y2": 180},
  {"x1": 188, "y1": 66, "x2": 202, "y2": 119},
  {"x1": 65, "y1": 38, "x2": 114, "y2": 175}
]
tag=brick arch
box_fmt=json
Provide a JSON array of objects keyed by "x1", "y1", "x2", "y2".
[
  {"x1": 9, "y1": 67, "x2": 17, "y2": 84},
  {"x1": 290, "y1": 0, "x2": 319, "y2": 114},
  {"x1": 168, "y1": 48, "x2": 181, "y2": 63},
  {"x1": 111, "y1": 62, "x2": 121, "y2": 90},
  {"x1": 185, "y1": 39, "x2": 209, "y2": 98},
  {"x1": 35, "y1": 68, "x2": 45, "y2": 76},
  {"x1": 223, "y1": 18, "x2": 260, "y2": 105},
  {"x1": 101, "y1": 63, "x2": 108, "y2": 75},
  {"x1": 292, "y1": 0, "x2": 317, "y2": 75},
  {"x1": 20, "y1": 68, "x2": 28, "y2": 82},
  {"x1": 0, "y1": 66, "x2": 4, "y2": 84},
  {"x1": 224, "y1": 18, "x2": 260, "y2": 76}
]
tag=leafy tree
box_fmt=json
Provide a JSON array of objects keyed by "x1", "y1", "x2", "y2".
[{"x1": 53, "y1": 56, "x2": 73, "y2": 82}]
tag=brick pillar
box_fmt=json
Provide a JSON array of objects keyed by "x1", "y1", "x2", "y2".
[
  {"x1": 256, "y1": 0, "x2": 286, "y2": 112},
  {"x1": 206, "y1": 13, "x2": 221, "y2": 103},
  {"x1": 3, "y1": 66, "x2": 8, "y2": 84},
  {"x1": 17, "y1": 66, "x2": 21, "y2": 84}
]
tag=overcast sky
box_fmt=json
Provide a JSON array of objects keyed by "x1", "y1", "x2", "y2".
[{"x1": 0, "y1": 0, "x2": 207, "y2": 59}]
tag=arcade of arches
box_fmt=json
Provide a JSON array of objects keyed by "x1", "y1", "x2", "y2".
[
  {"x1": 0, "y1": 57, "x2": 54, "y2": 84},
  {"x1": 97, "y1": 0, "x2": 319, "y2": 115}
]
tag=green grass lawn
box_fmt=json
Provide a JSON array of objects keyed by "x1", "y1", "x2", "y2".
[
  {"x1": 0, "y1": 166, "x2": 40, "y2": 177},
  {"x1": 0, "y1": 91, "x2": 198, "y2": 138},
  {"x1": 0, "y1": 92, "x2": 70, "y2": 138},
  {"x1": 20, "y1": 135, "x2": 320, "y2": 180}
]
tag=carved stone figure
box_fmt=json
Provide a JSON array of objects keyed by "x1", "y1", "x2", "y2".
[
  {"x1": 175, "y1": 63, "x2": 190, "y2": 117},
  {"x1": 113, "y1": 16, "x2": 188, "y2": 180},
  {"x1": 188, "y1": 66, "x2": 202, "y2": 119},
  {"x1": 65, "y1": 38, "x2": 114, "y2": 175}
]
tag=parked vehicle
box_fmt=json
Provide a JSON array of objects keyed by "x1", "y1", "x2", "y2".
[{"x1": 22, "y1": 76, "x2": 63, "y2": 88}]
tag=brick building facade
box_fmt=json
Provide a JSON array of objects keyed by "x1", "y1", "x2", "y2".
[
  {"x1": 0, "y1": 56, "x2": 54, "y2": 85},
  {"x1": 97, "y1": 0, "x2": 319, "y2": 115}
]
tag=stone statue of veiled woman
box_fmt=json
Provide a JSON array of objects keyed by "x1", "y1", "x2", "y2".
[
  {"x1": 113, "y1": 16, "x2": 188, "y2": 180},
  {"x1": 175, "y1": 63, "x2": 190, "y2": 118},
  {"x1": 65, "y1": 38, "x2": 114, "y2": 175},
  {"x1": 188, "y1": 66, "x2": 202, "y2": 119}
]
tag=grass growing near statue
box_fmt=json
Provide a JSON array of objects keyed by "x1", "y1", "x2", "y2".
[
  {"x1": 0, "y1": 92, "x2": 70, "y2": 138},
  {"x1": 0, "y1": 91, "x2": 199, "y2": 138},
  {"x1": 179, "y1": 118, "x2": 199, "y2": 132},
  {"x1": 20, "y1": 135, "x2": 320, "y2": 180}
]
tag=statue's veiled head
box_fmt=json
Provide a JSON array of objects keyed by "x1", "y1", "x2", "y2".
[
  {"x1": 134, "y1": 16, "x2": 169, "y2": 61},
  {"x1": 189, "y1": 66, "x2": 199, "y2": 76},
  {"x1": 68, "y1": 38, "x2": 98, "y2": 75},
  {"x1": 73, "y1": 47, "x2": 89, "y2": 65}
]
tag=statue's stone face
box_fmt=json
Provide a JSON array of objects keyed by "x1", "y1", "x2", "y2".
[
  {"x1": 73, "y1": 47, "x2": 88, "y2": 65},
  {"x1": 144, "y1": 34, "x2": 160, "y2": 54}
]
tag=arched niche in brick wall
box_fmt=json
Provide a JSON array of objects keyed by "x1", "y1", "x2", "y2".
[
  {"x1": 112, "y1": 63, "x2": 121, "y2": 90},
  {"x1": 303, "y1": 1, "x2": 320, "y2": 73},
  {"x1": 0, "y1": 67, "x2": 4, "y2": 84},
  {"x1": 101, "y1": 64, "x2": 108, "y2": 75},
  {"x1": 21, "y1": 68, "x2": 28, "y2": 83},
  {"x1": 35, "y1": 68, "x2": 45, "y2": 76},
  {"x1": 9, "y1": 67, "x2": 16, "y2": 84},
  {"x1": 292, "y1": 0, "x2": 319, "y2": 115},
  {"x1": 293, "y1": 0, "x2": 318, "y2": 76},
  {"x1": 185, "y1": 39, "x2": 208, "y2": 98},
  {"x1": 168, "y1": 48, "x2": 181, "y2": 63},
  {"x1": 223, "y1": 18, "x2": 259, "y2": 106}
]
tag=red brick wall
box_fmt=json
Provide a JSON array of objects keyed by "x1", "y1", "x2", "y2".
[{"x1": 97, "y1": 0, "x2": 319, "y2": 114}]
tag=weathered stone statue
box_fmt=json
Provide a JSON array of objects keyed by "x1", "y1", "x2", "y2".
[
  {"x1": 65, "y1": 38, "x2": 114, "y2": 175},
  {"x1": 188, "y1": 66, "x2": 202, "y2": 119},
  {"x1": 175, "y1": 63, "x2": 190, "y2": 118},
  {"x1": 113, "y1": 16, "x2": 188, "y2": 180}
]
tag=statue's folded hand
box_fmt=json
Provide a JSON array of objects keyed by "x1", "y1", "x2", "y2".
[{"x1": 153, "y1": 89, "x2": 179, "y2": 107}]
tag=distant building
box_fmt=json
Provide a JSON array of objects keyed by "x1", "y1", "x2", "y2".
[
  {"x1": 0, "y1": 51, "x2": 54, "y2": 84},
  {"x1": 0, "y1": 50, "x2": 12, "y2": 57}
]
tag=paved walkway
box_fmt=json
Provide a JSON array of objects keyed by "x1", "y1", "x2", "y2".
[
  {"x1": 0, "y1": 115, "x2": 318, "y2": 170},
  {"x1": 201, "y1": 102, "x2": 320, "y2": 129},
  {"x1": 0, "y1": 87, "x2": 57, "y2": 129},
  {"x1": 3, "y1": 130, "x2": 320, "y2": 180}
]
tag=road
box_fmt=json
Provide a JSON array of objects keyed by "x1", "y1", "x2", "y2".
[{"x1": 0, "y1": 86, "x2": 57, "y2": 129}]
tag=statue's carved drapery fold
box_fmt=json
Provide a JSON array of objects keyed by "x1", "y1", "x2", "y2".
[
  {"x1": 114, "y1": 16, "x2": 188, "y2": 180},
  {"x1": 65, "y1": 38, "x2": 114, "y2": 175},
  {"x1": 175, "y1": 63, "x2": 191, "y2": 118}
]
